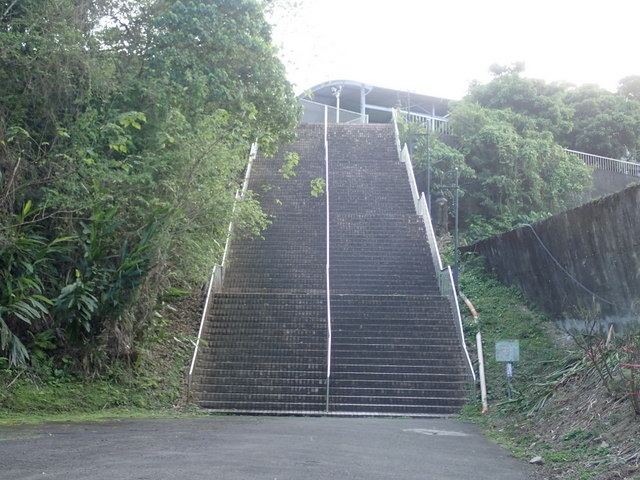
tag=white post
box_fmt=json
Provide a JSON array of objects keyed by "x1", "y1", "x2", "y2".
[
  {"x1": 331, "y1": 86, "x2": 342, "y2": 124},
  {"x1": 360, "y1": 84, "x2": 366, "y2": 123},
  {"x1": 460, "y1": 292, "x2": 488, "y2": 413},
  {"x1": 477, "y1": 332, "x2": 489, "y2": 413}
]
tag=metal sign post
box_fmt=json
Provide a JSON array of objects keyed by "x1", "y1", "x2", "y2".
[{"x1": 495, "y1": 340, "x2": 519, "y2": 400}]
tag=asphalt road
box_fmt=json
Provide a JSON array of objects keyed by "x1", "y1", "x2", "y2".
[{"x1": 0, "y1": 416, "x2": 534, "y2": 479}]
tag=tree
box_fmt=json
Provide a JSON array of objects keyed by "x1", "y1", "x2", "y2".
[
  {"x1": 618, "y1": 75, "x2": 640, "y2": 100},
  {"x1": 466, "y1": 66, "x2": 640, "y2": 161},
  {"x1": 561, "y1": 86, "x2": 640, "y2": 160},
  {"x1": 0, "y1": 0, "x2": 300, "y2": 369},
  {"x1": 97, "y1": 0, "x2": 299, "y2": 283},
  {"x1": 446, "y1": 100, "x2": 592, "y2": 229},
  {"x1": 488, "y1": 61, "x2": 525, "y2": 77},
  {"x1": 0, "y1": 0, "x2": 113, "y2": 211},
  {"x1": 466, "y1": 66, "x2": 573, "y2": 139}
]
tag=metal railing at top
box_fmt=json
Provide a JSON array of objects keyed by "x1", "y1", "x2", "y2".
[
  {"x1": 187, "y1": 142, "x2": 258, "y2": 395},
  {"x1": 401, "y1": 111, "x2": 451, "y2": 134},
  {"x1": 565, "y1": 149, "x2": 640, "y2": 177},
  {"x1": 300, "y1": 98, "x2": 367, "y2": 124},
  {"x1": 392, "y1": 109, "x2": 476, "y2": 384}
]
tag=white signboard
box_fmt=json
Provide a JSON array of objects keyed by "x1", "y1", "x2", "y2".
[{"x1": 495, "y1": 340, "x2": 520, "y2": 362}]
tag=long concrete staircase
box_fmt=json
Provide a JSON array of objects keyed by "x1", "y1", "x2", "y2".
[{"x1": 191, "y1": 123, "x2": 473, "y2": 415}]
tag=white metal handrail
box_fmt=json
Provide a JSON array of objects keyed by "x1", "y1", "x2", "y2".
[
  {"x1": 401, "y1": 144, "x2": 420, "y2": 211},
  {"x1": 187, "y1": 142, "x2": 258, "y2": 395},
  {"x1": 392, "y1": 110, "x2": 403, "y2": 159},
  {"x1": 401, "y1": 110, "x2": 451, "y2": 134},
  {"x1": 324, "y1": 106, "x2": 333, "y2": 412},
  {"x1": 399, "y1": 144, "x2": 443, "y2": 274},
  {"x1": 187, "y1": 265, "x2": 223, "y2": 394},
  {"x1": 440, "y1": 266, "x2": 476, "y2": 383},
  {"x1": 417, "y1": 193, "x2": 444, "y2": 272},
  {"x1": 565, "y1": 148, "x2": 640, "y2": 177},
  {"x1": 300, "y1": 98, "x2": 367, "y2": 124},
  {"x1": 392, "y1": 109, "x2": 476, "y2": 383}
]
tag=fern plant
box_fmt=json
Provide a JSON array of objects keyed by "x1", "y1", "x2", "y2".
[{"x1": 0, "y1": 201, "x2": 71, "y2": 366}]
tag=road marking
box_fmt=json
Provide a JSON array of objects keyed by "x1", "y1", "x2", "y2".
[{"x1": 403, "y1": 428, "x2": 469, "y2": 437}]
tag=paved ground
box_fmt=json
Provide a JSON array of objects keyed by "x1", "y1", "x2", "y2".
[{"x1": 0, "y1": 416, "x2": 535, "y2": 479}]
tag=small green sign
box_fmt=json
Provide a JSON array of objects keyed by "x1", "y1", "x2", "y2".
[{"x1": 495, "y1": 340, "x2": 520, "y2": 362}]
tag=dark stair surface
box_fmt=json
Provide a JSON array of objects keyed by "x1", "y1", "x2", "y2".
[{"x1": 192, "y1": 123, "x2": 473, "y2": 415}]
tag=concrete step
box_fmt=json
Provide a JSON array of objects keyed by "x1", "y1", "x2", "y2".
[{"x1": 190, "y1": 123, "x2": 472, "y2": 416}]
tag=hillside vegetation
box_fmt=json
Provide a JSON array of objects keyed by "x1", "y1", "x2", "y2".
[
  {"x1": 2, "y1": 5, "x2": 639, "y2": 476},
  {"x1": 0, "y1": 0, "x2": 299, "y2": 375},
  {"x1": 405, "y1": 62, "x2": 640, "y2": 239},
  {"x1": 457, "y1": 252, "x2": 640, "y2": 480}
]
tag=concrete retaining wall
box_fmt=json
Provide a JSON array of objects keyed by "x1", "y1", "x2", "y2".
[
  {"x1": 464, "y1": 183, "x2": 640, "y2": 331},
  {"x1": 589, "y1": 170, "x2": 639, "y2": 200}
]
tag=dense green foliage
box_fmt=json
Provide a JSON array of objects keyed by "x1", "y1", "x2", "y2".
[
  {"x1": 406, "y1": 64, "x2": 640, "y2": 237},
  {"x1": 0, "y1": 0, "x2": 299, "y2": 370},
  {"x1": 560, "y1": 84, "x2": 640, "y2": 159}
]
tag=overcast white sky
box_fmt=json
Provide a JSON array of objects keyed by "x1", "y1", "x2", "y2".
[{"x1": 269, "y1": 0, "x2": 640, "y2": 99}]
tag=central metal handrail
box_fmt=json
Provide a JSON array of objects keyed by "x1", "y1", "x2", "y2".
[{"x1": 324, "y1": 105, "x2": 333, "y2": 412}]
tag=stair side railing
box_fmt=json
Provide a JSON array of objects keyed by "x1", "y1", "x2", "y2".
[
  {"x1": 392, "y1": 109, "x2": 476, "y2": 383},
  {"x1": 187, "y1": 142, "x2": 258, "y2": 396},
  {"x1": 393, "y1": 110, "x2": 442, "y2": 273},
  {"x1": 438, "y1": 265, "x2": 475, "y2": 379}
]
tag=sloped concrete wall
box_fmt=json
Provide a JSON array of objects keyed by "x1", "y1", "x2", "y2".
[{"x1": 464, "y1": 184, "x2": 640, "y2": 331}]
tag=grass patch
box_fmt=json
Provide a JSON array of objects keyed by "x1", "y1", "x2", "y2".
[
  {"x1": 457, "y1": 253, "x2": 563, "y2": 409},
  {"x1": 0, "y1": 294, "x2": 201, "y2": 425},
  {"x1": 1, "y1": 371, "x2": 176, "y2": 413},
  {"x1": 0, "y1": 407, "x2": 203, "y2": 427}
]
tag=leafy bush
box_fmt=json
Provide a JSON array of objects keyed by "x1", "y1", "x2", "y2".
[{"x1": 0, "y1": 202, "x2": 71, "y2": 366}]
